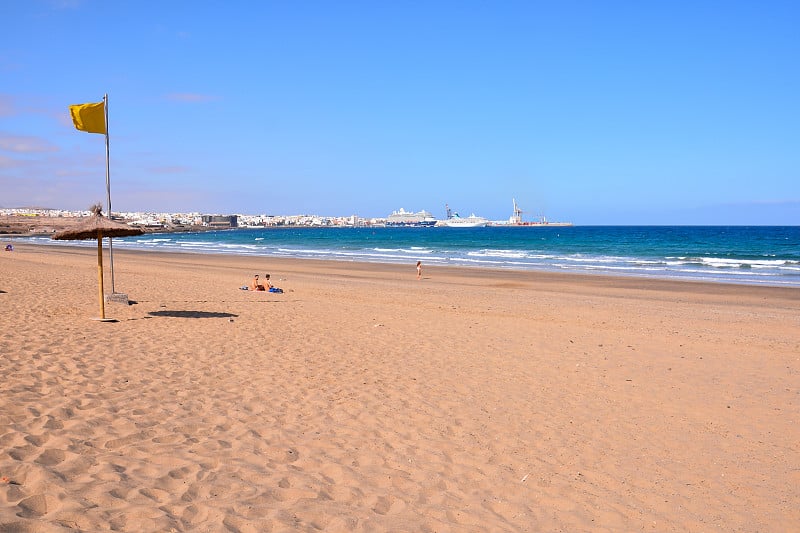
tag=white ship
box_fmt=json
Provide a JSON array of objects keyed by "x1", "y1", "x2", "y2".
[
  {"x1": 439, "y1": 204, "x2": 489, "y2": 227},
  {"x1": 386, "y1": 208, "x2": 437, "y2": 227}
]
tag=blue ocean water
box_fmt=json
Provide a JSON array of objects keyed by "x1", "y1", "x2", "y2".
[{"x1": 21, "y1": 226, "x2": 800, "y2": 287}]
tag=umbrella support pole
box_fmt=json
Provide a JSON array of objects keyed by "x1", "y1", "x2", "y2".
[
  {"x1": 93, "y1": 233, "x2": 116, "y2": 322},
  {"x1": 97, "y1": 235, "x2": 106, "y2": 319}
]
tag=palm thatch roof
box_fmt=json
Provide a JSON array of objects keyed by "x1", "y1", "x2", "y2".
[{"x1": 52, "y1": 204, "x2": 144, "y2": 241}]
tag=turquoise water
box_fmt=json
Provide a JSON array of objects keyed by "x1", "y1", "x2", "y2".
[{"x1": 22, "y1": 226, "x2": 800, "y2": 287}]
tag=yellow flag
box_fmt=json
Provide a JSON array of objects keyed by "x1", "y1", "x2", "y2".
[{"x1": 69, "y1": 101, "x2": 106, "y2": 134}]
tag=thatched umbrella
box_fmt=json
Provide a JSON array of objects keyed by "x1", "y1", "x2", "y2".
[{"x1": 52, "y1": 204, "x2": 144, "y2": 321}]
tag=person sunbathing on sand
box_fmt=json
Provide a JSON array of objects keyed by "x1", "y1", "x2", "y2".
[{"x1": 251, "y1": 274, "x2": 266, "y2": 291}]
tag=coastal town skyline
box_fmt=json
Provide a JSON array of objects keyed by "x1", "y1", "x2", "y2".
[
  {"x1": 0, "y1": 204, "x2": 554, "y2": 228},
  {"x1": 2, "y1": 1, "x2": 798, "y2": 225}
]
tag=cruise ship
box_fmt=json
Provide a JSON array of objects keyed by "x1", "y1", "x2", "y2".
[
  {"x1": 385, "y1": 208, "x2": 437, "y2": 227},
  {"x1": 439, "y1": 204, "x2": 489, "y2": 227}
]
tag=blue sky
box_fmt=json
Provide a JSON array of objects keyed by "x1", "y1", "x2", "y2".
[{"x1": 1, "y1": 1, "x2": 798, "y2": 224}]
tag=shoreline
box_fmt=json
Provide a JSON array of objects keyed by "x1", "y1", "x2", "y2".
[
  {"x1": 10, "y1": 240, "x2": 800, "y2": 294},
  {"x1": 2, "y1": 241, "x2": 799, "y2": 530}
]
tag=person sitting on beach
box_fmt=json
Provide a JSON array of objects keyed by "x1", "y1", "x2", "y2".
[
  {"x1": 251, "y1": 274, "x2": 266, "y2": 291},
  {"x1": 264, "y1": 274, "x2": 284, "y2": 293},
  {"x1": 4, "y1": 244, "x2": 12, "y2": 252}
]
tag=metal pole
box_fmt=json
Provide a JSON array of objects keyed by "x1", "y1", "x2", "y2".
[{"x1": 104, "y1": 93, "x2": 115, "y2": 293}]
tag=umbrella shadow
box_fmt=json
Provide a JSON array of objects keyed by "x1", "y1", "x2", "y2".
[{"x1": 147, "y1": 310, "x2": 238, "y2": 319}]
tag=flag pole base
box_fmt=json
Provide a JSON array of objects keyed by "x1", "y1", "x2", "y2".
[{"x1": 91, "y1": 317, "x2": 118, "y2": 322}]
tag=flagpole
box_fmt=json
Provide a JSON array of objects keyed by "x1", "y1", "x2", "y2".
[{"x1": 103, "y1": 93, "x2": 116, "y2": 294}]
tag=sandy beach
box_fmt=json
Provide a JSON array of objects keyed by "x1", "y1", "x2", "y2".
[{"x1": 1, "y1": 243, "x2": 798, "y2": 532}]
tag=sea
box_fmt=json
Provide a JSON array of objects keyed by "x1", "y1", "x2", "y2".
[{"x1": 18, "y1": 226, "x2": 800, "y2": 288}]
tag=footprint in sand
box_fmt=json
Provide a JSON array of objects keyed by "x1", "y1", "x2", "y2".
[
  {"x1": 17, "y1": 494, "x2": 53, "y2": 518},
  {"x1": 43, "y1": 417, "x2": 63, "y2": 430},
  {"x1": 139, "y1": 487, "x2": 169, "y2": 503},
  {"x1": 34, "y1": 448, "x2": 66, "y2": 466},
  {"x1": 8, "y1": 445, "x2": 38, "y2": 461},
  {"x1": 372, "y1": 495, "x2": 407, "y2": 515},
  {"x1": 24, "y1": 434, "x2": 50, "y2": 447},
  {"x1": 109, "y1": 487, "x2": 132, "y2": 500}
]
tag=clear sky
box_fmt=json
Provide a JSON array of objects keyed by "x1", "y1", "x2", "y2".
[{"x1": 1, "y1": 1, "x2": 798, "y2": 224}]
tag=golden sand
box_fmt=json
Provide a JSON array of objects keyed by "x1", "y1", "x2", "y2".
[{"x1": 1, "y1": 244, "x2": 798, "y2": 531}]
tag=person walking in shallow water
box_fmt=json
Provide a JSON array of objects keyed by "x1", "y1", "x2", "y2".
[{"x1": 416, "y1": 261, "x2": 422, "y2": 280}]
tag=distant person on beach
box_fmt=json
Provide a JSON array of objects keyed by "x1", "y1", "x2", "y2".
[
  {"x1": 416, "y1": 261, "x2": 422, "y2": 280},
  {"x1": 251, "y1": 274, "x2": 266, "y2": 291},
  {"x1": 4, "y1": 244, "x2": 12, "y2": 251}
]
